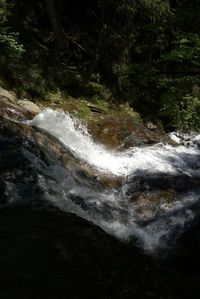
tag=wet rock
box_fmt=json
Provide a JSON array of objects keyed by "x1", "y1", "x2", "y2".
[
  {"x1": 0, "y1": 116, "x2": 121, "y2": 209},
  {"x1": 87, "y1": 114, "x2": 172, "y2": 149},
  {"x1": 132, "y1": 191, "x2": 161, "y2": 222},
  {"x1": 130, "y1": 190, "x2": 175, "y2": 223},
  {"x1": 145, "y1": 174, "x2": 200, "y2": 192}
]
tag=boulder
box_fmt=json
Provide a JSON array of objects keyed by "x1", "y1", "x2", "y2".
[
  {"x1": 0, "y1": 97, "x2": 37, "y2": 121},
  {"x1": 87, "y1": 114, "x2": 172, "y2": 149},
  {"x1": 0, "y1": 86, "x2": 16, "y2": 103},
  {"x1": 146, "y1": 121, "x2": 157, "y2": 130},
  {"x1": 130, "y1": 190, "x2": 175, "y2": 223},
  {"x1": 17, "y1": 99, "x2": 41, "y2": 114}
]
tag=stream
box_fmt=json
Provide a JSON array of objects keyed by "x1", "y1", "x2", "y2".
[
  {"x1": 1, "y1": 106, "x2": 200, "y2": 298},
  {"x1": 14, "y1": 108, "x2": 200, "y2": 254}
]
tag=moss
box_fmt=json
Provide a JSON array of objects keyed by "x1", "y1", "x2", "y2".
[
  {"x1": 76, "y1": 99, "x2": 91, "y2": 119},
  {"x1": 93, "y1": 99, "x2": 109, "y2": 113},
  {"x1": 119, "y1": 102, "x2": 143, "y2": 123},
  {"x1": 44, "y1": 90, "x2": 69, "y2": 104}
]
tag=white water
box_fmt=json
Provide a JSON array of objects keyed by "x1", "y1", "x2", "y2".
[
  {"x1": 26, "y1": 108, "x2": 200, "y2": 254},
  {"x1": 29, "y1": 109, "x2": 200, "y2": 177}
]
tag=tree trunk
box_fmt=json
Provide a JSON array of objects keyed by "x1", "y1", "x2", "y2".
[
  {"x1": 87, "y1": 0, "x2": 106, "y2": 78},
  {"x1": 45, "y1": 0, "x2": 65, "y2": 50}
]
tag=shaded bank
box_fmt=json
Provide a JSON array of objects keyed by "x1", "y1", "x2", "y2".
[{"x1": 0, "y1": 208, "x2": 200, "y2": 299}]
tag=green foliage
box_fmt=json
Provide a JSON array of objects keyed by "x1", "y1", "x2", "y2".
[
  {"x1": 161, "y1": 94, "x2": 200, "y2": 131},
  {"x1": 0, "y1": 0, "x2": 200, "y2": 133},
  {"x1": 84, "y1": 82, "x2": 112, "y2": 101},
  {"x1": 0, "y1": 32, "x2": 25, "y2": 58},
  {"x1": 0, "y1": 0, "x2": 24, "y2": 58},
  {"x1": 75, "y1": 100, "x2": 91, "y2": 119},
  {"x1": 0, "y1": 0, "x2": 26, "y2": 91},
  {"x1": 44, "y1": 89, "x2": 68, "y2": 103},
  {"x1": 163, "y1": 33, "x2": 200, "y2": 66},
  {"x1": 142, "y1": 0, "x2": 171, "y2": 20},
  {"x1": 15, "y1": 65, "x2": 46, "y2": 98},
  {"x1": 0, "y1": 0, "x2": 11, "y2": 23},
  {"x1": 158, "y1": 76, "x2": 200, "y2": 131}
]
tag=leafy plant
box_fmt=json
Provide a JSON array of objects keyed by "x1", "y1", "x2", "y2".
[
  {"x1": 161, "y1": 93, "x2": 200, "y2": 131},
  {"x1": 0, "y1": 32, "x2": 25, "y2": 58},
  {"x1": 163, "y1": 33, "x2": 200, "y2": 66}
]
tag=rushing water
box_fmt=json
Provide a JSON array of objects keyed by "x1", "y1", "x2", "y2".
[
  {"x1": 24, "y1": 108, "x2": 200, "y2": 254},
  {"x1": 29, "y1": 109, "x2": 200, "y2": 177}
]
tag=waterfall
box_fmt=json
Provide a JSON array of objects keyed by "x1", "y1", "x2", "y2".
[
  {"x1": 29, "y1": 109, "x2": 200, "y2": 177},
  {"x1": 21, "y1": 108, "x2": 200, "y2": 254}
]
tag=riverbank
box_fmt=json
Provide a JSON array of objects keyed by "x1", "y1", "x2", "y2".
[{"x1": 0, "y1": 85, "x2": 172, "y2": 149}]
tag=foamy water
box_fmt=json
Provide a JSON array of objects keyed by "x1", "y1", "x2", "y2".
[
  {"x1": 25, "y1": 108, "x2": 200, "y2": 254},
  {"x1": 29, "y1": 109, "x2": 200, "y2": 177}
]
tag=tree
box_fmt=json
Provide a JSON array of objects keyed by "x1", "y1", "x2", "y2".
[{"x1": 45, "y1": 0, "x2": 65, "y2": 50}]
